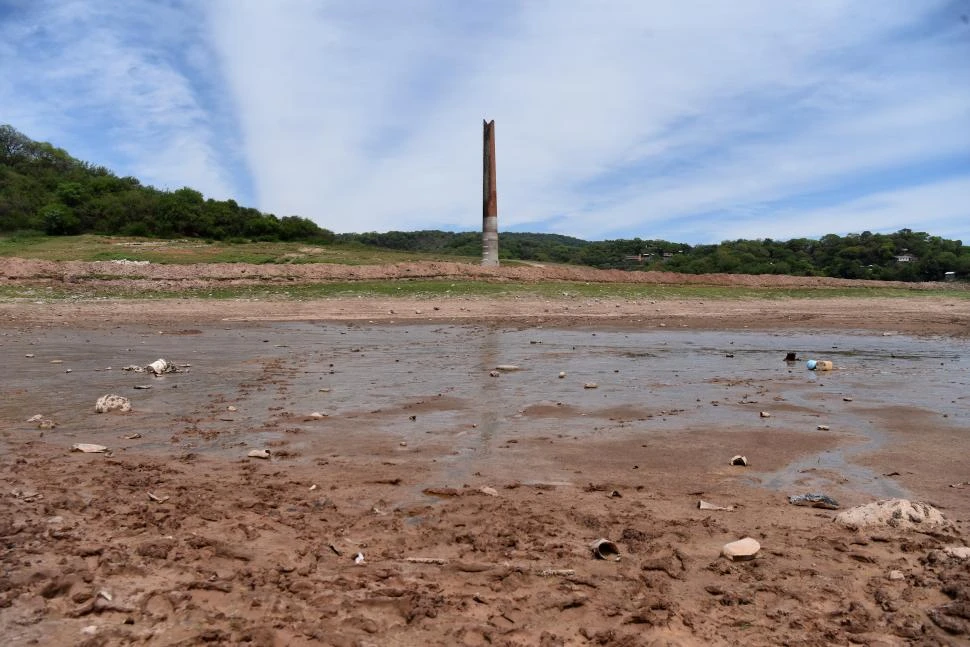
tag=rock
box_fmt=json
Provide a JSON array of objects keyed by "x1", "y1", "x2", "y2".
[
  {"x1": 247, "y1": 449, "x2": 271, "y2": 459},
  {"x1": 309, "y1": 411, "x2": 326, "y2": 419},
  {"x1": 558, "y1": 371, "x2": 566, "y2": 378},
  {"x1": 26, "y1": 414, "x2": 44, "y2": 423},
  {"x1": 817, "y1": 424, "x2": 830, "y2": 431},
  {"x1": 835, "y1": 499, "x2": 952, "y2": 531},
  {"x1": 226, "y1": 405, "x2": 237, "y2": 412},
  {"x1": 95, "y1": 394, "x2": 131, "y2": 413},
  {"x1": 759, "y1": 411, "x2": 771, "y2": 418},
  {"x1": 479, "y1": 486, "x2": 498, "y2": 496},
  {"x1": 488, "y1": 370, "x2": 500, "y2": 377},
  {"x1": 730, "y1": 455, "x2": 748, "y2": 466},
  {"x1": 943, "y1": 546, "x2": 970, "y2": 560},
  {"x1": 722, "y1": 537, "x2": 760, "y2": 561},
  {"x1": 38, "y1": 418, "x2": 56, "y2": 429},
  {"x1": 72, "y1": 443, "x2": 108, "y2": 453},
  {"x1": 888, "y1": 570, "x2": 905, "y2": 581},
  {"x1": 583, "y1": 382, "x2": 598, "y2": 389},
  {"x1": 495, "y1": 364, "x2": 520, "y2": 371}
]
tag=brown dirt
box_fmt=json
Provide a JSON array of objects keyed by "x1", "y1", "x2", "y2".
[{"x1": 2, "y1": 260, "x2": 970, "y2": 646}]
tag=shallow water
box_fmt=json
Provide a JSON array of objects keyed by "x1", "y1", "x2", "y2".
[{"x1": 2, "y1": 322, "x2": 967, "y2": 498}]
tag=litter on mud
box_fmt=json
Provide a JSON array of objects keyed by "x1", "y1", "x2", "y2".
[
  {"x1": 590, "y1": 538, "x2": 620, "y2": 561},
  {"x1": 730, "y1": 455, "x2": 749, "y2": 466},
  {"x1": 788, "y1": 493, "x2": 841, "y2": 510},
  {"x1": 72, "y1": 443, "x2": 108, "y2": 453},
  {"x1": 698, "y1": 500, "x2": 735, "y2": 511},
  {"x1": 247, "y1": 449, "x2": 271, "y2": 459}
]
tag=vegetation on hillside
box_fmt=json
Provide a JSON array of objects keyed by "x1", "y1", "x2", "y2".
[
  {"x1": 2, "y1": 124, "x2": 968, "y2": 281},
  {"x1": 0, "y1": 125, "x2": 333, "y2": 243}
]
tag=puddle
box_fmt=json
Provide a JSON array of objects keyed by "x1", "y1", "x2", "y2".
[{"x1": 2, "y1": 323, "x2": 967, "y2": 498}]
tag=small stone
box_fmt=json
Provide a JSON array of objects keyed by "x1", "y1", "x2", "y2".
[
  {"x1": 817, "y1": 424, "x2": 830, "y2": 431},
  {"x1": 943, "y1": 546, "x2": 970, "y2": 560},
  {"x1": 227, "y1": 405, "x2": 237, "y2": 412},
  {"x1": 759, "y1": 411, "x2": 771, "y2": 418},
  {"x1": 488, "y1": 370, "x2": 500, "y2": 377},
  {"x1": 480, "y1": 486, "x2": 498, "y2": 496},
  {"x1": 247, "y1": 449, "x2": 271, "y2": 459},
  {"x1": 583, "y1": 382, "x2": 598, "y2": 389},
  {"x1": 95, "y1": 394, "x2": 131, "y2": 414},
  {"x1": 25, "y1": 354, "x2": 34, "y2": 358},
  {"x1": 309, "y1": 411, "x2": 326, "y2": 419},
  {"x1": 888, "y1": 570, "x2": 905, "y2": 581},
  {"x1": 722, "y1": 537, "x2": 760, "y2": 561},
  {"x1": 495, "y1": 364, "x2": 520, "y2": 372},
  {"x1": 558, "y1": 371, "x2": 566, "y2": 378}
]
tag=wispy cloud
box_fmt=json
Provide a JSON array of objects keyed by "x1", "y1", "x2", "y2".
[
  {"x1": 2, "y1": 0, "x2": 968, "y2": 242},
  {"x1": 0, "y1": 0, "x2": 241, "y2": 201}
]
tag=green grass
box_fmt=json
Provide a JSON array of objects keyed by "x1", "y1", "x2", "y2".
[
  {"x1": 0, "y1": 234, "x2": 482, "y2": 265},
  {"x1": 1, "y1": 279, "x2": 966, "y2": 302}
]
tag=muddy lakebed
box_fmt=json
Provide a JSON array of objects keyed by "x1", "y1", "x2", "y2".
[
  {"x1": 2, "y1": 319, "x2": 970, "y2": 646},
  {"x1": 4, "y1": 322, "x2": 967, "y2": 497}
]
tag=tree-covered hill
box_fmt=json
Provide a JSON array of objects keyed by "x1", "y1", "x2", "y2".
[
  {"x1": 0, "y1": 124, "x2": 333, "y2": 242},
  {"x1": 2, "y1": 124, "x2": 967, "y2": 281}
]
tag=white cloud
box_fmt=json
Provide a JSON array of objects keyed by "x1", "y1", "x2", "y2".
[
  {"x1": 2, "y1": 0, "x2": 967, "y2": 243},
  {"x1": 0, "y1": 0, "x2": 238, "y2": 200}
]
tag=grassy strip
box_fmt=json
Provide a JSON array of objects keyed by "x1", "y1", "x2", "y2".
[
  {"x1": 1, "y1": 280, "x2": 966, "y2": 302},
  {"x1": 0, "y1": 234, "x2": 481, "y2": 265}
]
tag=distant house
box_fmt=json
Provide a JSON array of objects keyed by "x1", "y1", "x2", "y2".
[
  {"x1": 894, "y1": 254, "x2": 917, "y2": 263},
  {"x1": 944, "y1": 271, "x2": 957, "y2": 282}
]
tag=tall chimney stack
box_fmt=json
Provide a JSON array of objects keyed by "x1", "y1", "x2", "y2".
[{"x1": 482, "y1": 119, "x2": 499, "y2": 266}]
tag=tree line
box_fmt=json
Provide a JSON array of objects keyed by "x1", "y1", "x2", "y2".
[
  {"x1": 0, "y1": 124, "x2": 334, "y2": 242},
  {"x1": 2, "y1": 124, "x2": 967, "y2": 281}
]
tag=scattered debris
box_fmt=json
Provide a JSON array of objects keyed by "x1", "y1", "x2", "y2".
[
  {"x1": 759, "y1": 411, "x2": 771, "y2": 418},
  {"x1": 609, "y1": 489, "x2": 622, "y2": 498},
  {"x1": 26, "y1": 414, "x2": 44, "y2": 423},
  {"x1": 479, "y1": 486, "x2": 498, "y2": 496},
  {"x1": 147, "y1": 492, "x2": 169, "y2": 503},
  {"x1": 72, "y1": 443, "x2": 108, "y2": 454},
  {"x1": 405, "y1": 557, "x2": 447, "y2": 565},
  {"x1": 730, "y1": 455, "x2": 748, "y2": 466},
  {"x1": 817, "y1": 424, "x2": 830, "y2": 431},
  {"x1": 353, "y1": 552, "x2": 365, "y2": 565},
  {"x1": 124, "y1": 433, "x2": 142, "y2": 440},
  {"x1": 536, "y1": 569, "x2": 576, "y2": 577},
  {"x1": 495, "y1": 364, "x2": 520, "y2": 372},
  {"x1": 122, "y1": 365, "x2": 144, "y2": 372},
  {"x1": 835, "y1": 499, "x2": 952, "y2": 531},
  {"x1": 722, "y1": 537, "x2": 760, "y2": 561},
  {"x1": 37, "y1": 418, "x2": 55, "y2": 429},
  {"x1": 950, "y1": 481, "x2": 970, "y2": 489},
  {"x1": 95, "y1": 394, "x2": 131, "y2": 414},
  {"x1": 784, "y1": 352, "x2": 798, "y2": 362},
  {"x1": 590, "y1": 538, "x2": 620, "y2": 561},
  {"x1": 843, "y1": 397, "x2": 854, "y2": 402},
  {"x1": 147, "y1": 358, "x2": 178, "y2": 375},
  {"x1": 583, "y1": 382, "x2": 598, "y2": 389},
  {"x1": 488, "y1": 370, "x2": 500, "y2": 377},
  {"x1": 806, "y1": 360, "x2": 833, "y2": 371},
  {"x1": 888, "y1": 570, "x2": 905, "y2": 581},
  {"x1": 247, "y1": 449, "x2": 271, "y2": 459},
  {"x1": 133, "y1": 384, "x2": 152, "y2": 390},
  {"x1": 788, "y1": 493, "x2": 840, "y2": 510},
  {"x1": 698, "y1": 500, "x2": 735, "y2": 511},
  {"x1": 309, "y1": 411, "x2": 326, "y2": 419},
  {"x1": 24, "y1": 353, "x2": 35, "y2": 358}
]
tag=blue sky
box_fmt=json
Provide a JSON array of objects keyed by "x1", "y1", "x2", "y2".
[{"x1": 1, "y1": 0, "x2": 968, "y2": 244}]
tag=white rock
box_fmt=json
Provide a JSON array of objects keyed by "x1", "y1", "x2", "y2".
[
  {"x1": 227, "y1": 405, "x2": 237, "y2": 412},
  {"x1": 583, "y1": 382, "x2": 598, "y2": 389},
  {"x1": 95, "y1": 394, "x2": 131, "y2": 413},
  {"x1": 943, "y1": 546, "x2": 970, "y2": 560},
  {"x1": 888, "y1": 570, "x2": 905, "y2": 581},
  {"x1": 248, "y1": 449, "x2": 271, "y2": 459},
  {"x1": 722, "y1": 537, "x2": 760, "y2": 561},
  {"x1": 759, "y1": 411, "x2": 771, "y2": 418},
  {"x1": 558, "y1": 371, "x2": 566, "y2": 379},
  {"x1": 480, "y1": 486, "x2": 498, "y2": 497},
  {"x1": 495, "y1": 364, "x2": 520, "y2": 372},
  {"x1": 309, "y1": 411, "x2": 326, "y2": 419},
  {"x1": 26, "y1": 414, "x2": 44, "y2": 423},
  {"x1": 147, "y1": 358, "x2": 171, "y2": 375},
  {"x1": 835, "y1": 499, "x2": 951, "y2": 531}
]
